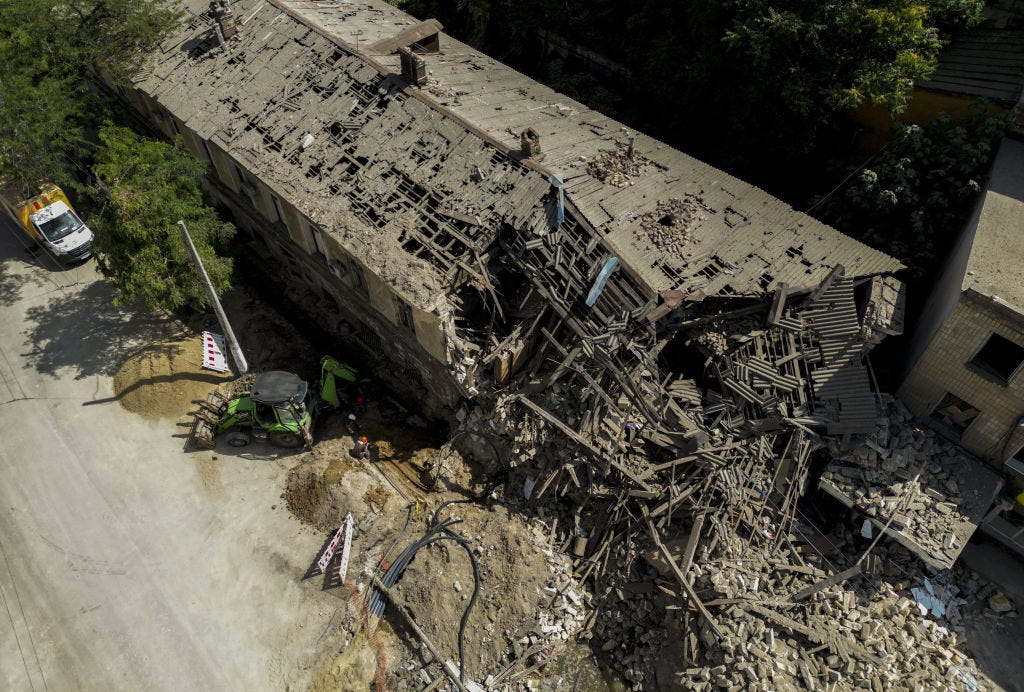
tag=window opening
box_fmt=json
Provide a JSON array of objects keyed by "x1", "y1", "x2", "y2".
[
  {"x1": 970, "y1": 333, "x2": 1024, "y2": 383},
  {"x1": 396, "y1": 298, "x2": 415, "y2": 334},
  {"x1": 310, "y1": 225, "x2": 327, "y2": 260},
  {"x1": 930, "y1": 392, "x2": 980, "y2": 438},
  {"x1": 350, "y1": 261, "x2": 368, "y2": 296}
]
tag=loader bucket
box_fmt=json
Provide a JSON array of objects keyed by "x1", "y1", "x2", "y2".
[{"x1": 188, "y1": 416, "x2": 216, "y2": 450}]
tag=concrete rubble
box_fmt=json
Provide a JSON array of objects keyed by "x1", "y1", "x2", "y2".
[
  {"x1": 821, "y1": 398, "x2": 1003, "y2": 569},
  {"x1": 438, "y1": 263, "x2": 1003, "y2": 690}
]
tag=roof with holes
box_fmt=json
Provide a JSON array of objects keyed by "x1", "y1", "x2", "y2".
[{"x1": 136, "y1": 0, "x2": 902, "y2": 310}]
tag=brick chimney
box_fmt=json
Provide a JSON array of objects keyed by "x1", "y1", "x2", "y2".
[
  {"x1": 398, "y1": 47, "x2": 427, "y2": 86},
  {"x1": 520, "y1": 129, "x2": 542, "y2": 159},
  {"x1": 211, "y1": 0, "x2": 237, "y2": 41}
]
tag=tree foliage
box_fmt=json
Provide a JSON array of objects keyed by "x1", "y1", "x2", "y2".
[
  {"x1": 0, "y1": 0, "x2": 180, "y2": 183},
  {"x1": 87, "y1": 125, "x2": 235, "y2": 313},
  {"x1": 817, "y1": 110, "x2": 1013, "y2": 279},
  {"x1": 389, "y1": 0, "x2": 983, "y2": 182}
]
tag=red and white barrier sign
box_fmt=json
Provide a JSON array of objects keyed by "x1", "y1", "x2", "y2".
[
  {"x1": 201, "y1": 331, "x2": 229, "y2": 373},
  {"x1": 337, "y1": 513, "x2": 353, "y2": 584},
  {"x1": 318, "y1": 513, "x2": 354, "y2": 577}
]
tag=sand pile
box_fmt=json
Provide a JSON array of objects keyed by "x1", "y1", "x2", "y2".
[{"x1": 113, "y1": 333, "x2": 231, "y2": 420}]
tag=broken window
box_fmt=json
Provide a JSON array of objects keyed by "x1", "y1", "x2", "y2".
[
  {"x1": 969, "y1": 333, "x2": 1024, "y2": 383},
  {"x1": 350, "y1": 261, "x2": 368, "y2": 296},
  {"x1": 308, "y1": 225, "x2": 327, "y2": 262},
  {"x1": 930, "y1": 392, "x2": 980, "y2": 437},
  {"x1": 270, "y1": 194, "x2": 285, "y2": 223},
  {"x1": 396, "y1": 298, "x2": 416, "y2": 334}
]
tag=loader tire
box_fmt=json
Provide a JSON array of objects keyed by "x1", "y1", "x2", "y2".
[{"x1": 226, "y1": 431, "x2": 252, "y2": 447}]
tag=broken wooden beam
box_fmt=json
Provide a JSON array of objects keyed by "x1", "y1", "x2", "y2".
[
  {"x1": 371, "y1": 576, "x2": 471, "y2": 692},
  {"x1": 643, "y1": 508, "x2": 723, "y2": 640},
  {"x1": 517, "y1": 395, "x2": 653, "y2": 492}
]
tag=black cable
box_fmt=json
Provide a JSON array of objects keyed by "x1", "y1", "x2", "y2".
[{"x1": 368, "y1": 508, "x2": 486, "y2": 681}]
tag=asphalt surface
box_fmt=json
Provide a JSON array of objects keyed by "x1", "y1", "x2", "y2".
[{"x1": 0, "y1": 217, "x2": 335, "y2": 690}]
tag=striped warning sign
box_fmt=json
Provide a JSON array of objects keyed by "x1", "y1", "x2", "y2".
[
  {"x1": 318, "y1": 513, "x2": 354, "y2": 577},
  {"x1": 337, "y1": 513, "x2": 353, "y2": 584},
  {"x1": 201, "y1": 331, "x2": 229, "y2": 373}
]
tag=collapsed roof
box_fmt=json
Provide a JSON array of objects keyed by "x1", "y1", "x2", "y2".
[{"x1": 136, "y1": 0, "x2": 902, "y2": 317}]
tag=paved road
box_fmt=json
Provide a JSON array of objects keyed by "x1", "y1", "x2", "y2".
[{"x1": 0, "y1": 218, "x2": 335, "y2": 690}]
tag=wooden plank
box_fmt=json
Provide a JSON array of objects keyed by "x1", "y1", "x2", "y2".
[
  {"x1": 517, "y1": 395, "x2": 652, "y2": 492},
  {"x1": 643, "y1": 508, "x2": 723, "y2": 640}
]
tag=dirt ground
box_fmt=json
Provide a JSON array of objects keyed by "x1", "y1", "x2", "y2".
[
  {"x1": 286, "y1": 414, "x2": 568, "y2": 687},
  {"x1": 107, "y1": 285, "x2": 594, "y2": 690},
  {"x1": 111, "y1": 285, "x2": 326, "y2": 423},
  {"x1": 113, "y1": 333, "x2": 232, "y2": 421}
]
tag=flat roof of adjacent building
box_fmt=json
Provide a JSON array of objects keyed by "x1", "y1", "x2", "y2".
[
  {"x1": 137, "y1": 0, "x2": 901, "y2": 310},
  {"x1": 963, "y1": 137, "x2": 1024, "y2": 309}
]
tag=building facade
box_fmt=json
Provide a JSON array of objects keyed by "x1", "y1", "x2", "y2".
[{"x1": 125, "y1": 0, "x2": 901, "y2": 423}]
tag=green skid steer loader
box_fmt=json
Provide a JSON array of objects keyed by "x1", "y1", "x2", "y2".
[{"x1": 188, "y1": 356, "x2": 358, "y2": 450}]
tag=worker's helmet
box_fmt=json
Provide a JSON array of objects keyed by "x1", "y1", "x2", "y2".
[
  {"x1": 359, "y1": 436, "x2": 368, "y2": 443},
  {"x1": 356, "y1": 396, "x2": 364, "y2": 404},
  {"x1": 348, "y1": 413, "x2": 357, "y2": 420}
]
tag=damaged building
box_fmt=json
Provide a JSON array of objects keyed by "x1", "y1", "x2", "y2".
[
  {"x1": 123, "y1": 0, "x2": 902, "y2": 419},
  {"x1": 118, "y1": 0, "x2": 1014, "y2": 688},
  {"x1": 900, "y1": 129, "x2": 1024, "y2": 555}
]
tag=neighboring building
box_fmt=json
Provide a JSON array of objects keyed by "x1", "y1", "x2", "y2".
[
  {"x1": 899, "y1": 132, "x2": 1024, "y2": 552},
  {"x1": 856, "y1": 0, "x2": 1024, "y2": 149},
  {"x1": 124, "y1": 0, "x2": 901, "y2": 420}
]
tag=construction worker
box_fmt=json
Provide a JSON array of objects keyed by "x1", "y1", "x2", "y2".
[
  {"x1": 352, "y1": 435, "x2": 370, "y2": 460},
  {"x1": 345, "y1": 412, "x2": 359, "y2": 434}
]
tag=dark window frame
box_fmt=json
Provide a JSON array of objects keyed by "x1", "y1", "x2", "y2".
[
  {"x1": 350, "y1": 260, "x2": 369, "y2": 296},
  {"x1": 395, "y1": 298, "x2": 415, "y2": 334},
  {"x1": 968, "y1": 333, "x2": 1024, "y2": 385}
]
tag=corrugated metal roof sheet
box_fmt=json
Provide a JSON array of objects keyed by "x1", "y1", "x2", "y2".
[{"x1": 920, "y1": 28, "x2": 1024, "y2": 103}]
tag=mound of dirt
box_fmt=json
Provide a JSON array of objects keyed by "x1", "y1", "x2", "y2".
[
  {"x1": 113, "y1": 333, "x2": 231, "y2": 421},
  {"x1": 284, "y1": 450, "x2": 573, "y2": 684},
  {"x1": 391, "y1": 503, "x2": 554, "y2": 681}
]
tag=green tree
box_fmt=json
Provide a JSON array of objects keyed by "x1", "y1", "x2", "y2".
[
  {"x1": 0, "y1": 0, "x2": 180, "y2": 183},
  {"x1": 817, "y1": 109, "x2": 1013, "y2": 279},
  {"x1": 88, "y1": 125, "x2": 235, "y2": 313}
]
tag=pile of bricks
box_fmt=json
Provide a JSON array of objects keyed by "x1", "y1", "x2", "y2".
[{"x1": 821, "y1": 398, "x2": 1002, "y2": 568}]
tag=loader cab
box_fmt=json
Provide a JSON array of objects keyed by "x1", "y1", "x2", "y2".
[{"x1": 250, "y1": 371, "x2": 313, "y2": 448}]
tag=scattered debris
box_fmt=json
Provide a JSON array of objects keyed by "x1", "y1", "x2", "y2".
[
  {"x1": 821, "y1": 398, "x2": 1003, "y2": 568},
  {"x1": 637, "y1": 196, "x2": 713, "y2": 256},
  {"x1": 587, "y1": 144, "x2": 652, "y2": 188}
]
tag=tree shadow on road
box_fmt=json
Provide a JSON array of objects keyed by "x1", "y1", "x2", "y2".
[
  {"x1": 0, "y1": 254, "x2": 67, "y2": 307},
  {"x1": 21, "y1": 280, "x2": 175, "y2": 380}
]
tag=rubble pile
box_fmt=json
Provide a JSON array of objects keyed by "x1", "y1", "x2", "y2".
[
  {"x1": 438, "y1": 265, "x2": 1002, "y2": 689},
  {"x1": 321, "y1": 251, "x2": 1001, "y2": 690},
  {"x1": 484, "y1": 531, "x2": 591, "y2": 690},
  {"x1": 821, "y1": 398, "x2": 1003, "y2": 568},
  {"x1": 674, "y1": 544, "x2": 986, "y2": 691},
  {"x1": 637, "y1": 195, "x2": 712, "y2": 256},
  {"x1": 587, "y1": 144, "x2": 652, "y2": 187}
]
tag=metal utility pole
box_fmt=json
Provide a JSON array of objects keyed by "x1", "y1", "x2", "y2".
[{"x1": 177, "y1": 220, "x2": 248, "y2": 374}]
